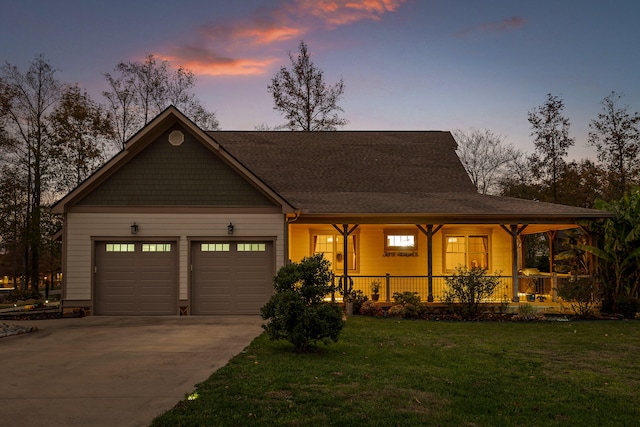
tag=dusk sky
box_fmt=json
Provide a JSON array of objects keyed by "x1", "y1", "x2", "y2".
[{"x1": 2, "y1": 0, "x2": 639, "y2": 160}]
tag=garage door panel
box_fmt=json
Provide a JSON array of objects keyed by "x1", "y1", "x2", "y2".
[
  {"x1": 140, "y1": 283, "x2": 172, "y2": 297},
  {"x1": 101, "y1": 282, "x2": 137, "y2": 297},
  {"x1": 140, "y1": 300, "x2": 175, "y2": 315},
  {"x1": 101, "y1": 301, "x2": 138, "y2": 315},
  {"x1": 95, "y1": 241, "x2": 177, "y2": 315},
  {"x1": 235, "y1": 300, "x2": 266, "y2": 314},
  {"x1": 191, "y1": 241, "x2": 273, "y2": 315}
]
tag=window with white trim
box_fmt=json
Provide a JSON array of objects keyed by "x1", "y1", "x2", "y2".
[
  {"x1": 384, "y1": 230, "x2": 418, "y2": 252},
  {"x1": 445, "y1": 235, "x2": 489, "y2": 271},
  {"x1": 382, "y1": 229, "x2": 419, "y2": 257}
]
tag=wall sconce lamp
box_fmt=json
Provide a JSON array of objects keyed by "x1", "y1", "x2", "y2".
[
  {"x1": 131, "y1": 222, "x2": 139, "y2": 235},
  {"x1": 227, "y1": 222, "x2": 234, "y2": 235}
]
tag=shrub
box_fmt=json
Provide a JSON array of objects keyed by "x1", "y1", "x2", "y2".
[
  {"x1": 348, "y1": 290, "x2": 368, "y2": 314},
  {"x1": 556, "y1": 276, "x2": 600, "y2": 318},
  {"x1": 387, "y1": 304, "x2": 406, "y2": 318},
  {"x1": 388, "y1": 292, "x2": 427, "y2": 319},
  {"x1": 392, "y1": 291, "x2": 421, "y2": 306},
  {"x1": 443, "y1": 267, "x2": 502, "y2": 320},
  {"x1": 615, "y1": 297, "x2": 640, "y2": 319},
  {"x1": 359, "y1": 300, "x2": 383, "y2": 316},
  {"x1": 512, "y1": 303, "x2": 546, "y2": 321},
  {"x1": 261, "y1": 254, "x2": 345, "y2": 352},
  {"x1": 1, "y1": 289, "x2": 42, "y2": 303}
]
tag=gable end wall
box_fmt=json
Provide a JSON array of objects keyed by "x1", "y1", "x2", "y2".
[{"x1": 78, "y1": 126, "x2": 276, "y2": 207}]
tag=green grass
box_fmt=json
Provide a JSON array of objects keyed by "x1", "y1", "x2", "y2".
[{"x1": 152, "y1": 317, "x2": 640, "y2": 426}]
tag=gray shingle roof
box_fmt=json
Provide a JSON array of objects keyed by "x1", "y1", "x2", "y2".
[{"x1": 209, "y1": 131, "x2": 607, "y2": 220}]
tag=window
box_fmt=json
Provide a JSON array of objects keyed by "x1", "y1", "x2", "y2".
[
  {"x1": 383, "y1": 229, "x2": 418, "y2": 257},
  {"x1": 237, "y1": 243, "x2": 266, "y2": 252},
  {"x1": 384, "y1": 230, "x2": 418, "y2": 251},
  {"x1": 106, "y1": 243, "x2": 135, "y2": 252},
  {"x1": 312, "y1": 233, "x2": 357, "y2": 271},
  {"x1": 201, "y1": 243, "x2": 230, "y2": 252},
  {"x1": 142, "y1": 243, "x2": 172, "y2": 252},
  {"x1": 445, "y1": 235, "x2": 489, "y2": 271}
]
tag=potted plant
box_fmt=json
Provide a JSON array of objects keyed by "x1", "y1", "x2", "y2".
[{"x1": 370, "y1": 280, "x2": 381, "y2": 302}]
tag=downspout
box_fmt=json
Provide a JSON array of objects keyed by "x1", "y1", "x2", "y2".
[{"x1": 285, "y1": 210, "x2": 302, "y2": 265}]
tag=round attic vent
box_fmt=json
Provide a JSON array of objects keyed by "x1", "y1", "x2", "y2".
[{"x1": 168, "y1": 130, "x2": 184, "y2": 146}]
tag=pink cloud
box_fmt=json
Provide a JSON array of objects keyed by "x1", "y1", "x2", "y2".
[
  {"x1": 159, "y1": 0, "x2": 407, "y2": 76},
  {"x1": 296, "y1": 0, "x2": 408, "y2": 27},
  {"x1": 456, "y1": 16, "x2": 526, "y2": 37},
  {"x1": 159, "y1": 45, "x2": 277, "y2": 76}
]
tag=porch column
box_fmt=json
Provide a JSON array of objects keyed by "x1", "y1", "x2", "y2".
[
  {"x1": 546, "y1": 230, "x2": 558, "y2": 274},
  {"x1": 416, "y1": 224, "x2": 443, "y2": 302},
  {"x1": 500, "y1": 224, "x2": 528, "y2": 302},
  {"x1": 332, "y1": 224, "x2": 359, "y2": 297}
]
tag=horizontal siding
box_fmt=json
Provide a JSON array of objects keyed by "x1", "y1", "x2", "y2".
[
  {"x1": 288, "y1": 224, "x2": 513, "y2": 277},
  {"x1": 359, "y1": 226, "x2": 426, "y2": 276},
  {"x1": 65, "y1": 212, "x2": 285, "y2": 302}
]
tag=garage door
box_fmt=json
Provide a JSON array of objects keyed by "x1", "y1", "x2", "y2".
[
  {"x1": 95, "y1": 242, "x2": 177, "y2": 315},
  {"x1": 191, "y1": 241, "x2": 274, "y2": 315}
]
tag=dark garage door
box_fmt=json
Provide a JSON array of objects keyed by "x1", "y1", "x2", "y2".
[
  {"x1": 95, "y1": 241, "x2": 177, "y2": 315},
  {"x1": 191, "y1": 241, "x2": 274, "y2": 315}
]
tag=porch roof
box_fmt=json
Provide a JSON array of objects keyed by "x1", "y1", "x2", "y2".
[{"x1": 210, "y1": 131, "x2": 609, "y2": 224}]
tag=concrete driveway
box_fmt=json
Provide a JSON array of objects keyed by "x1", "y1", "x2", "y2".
[{"x1": 0, "y1": 316, "x2": 264, "y2": 427}]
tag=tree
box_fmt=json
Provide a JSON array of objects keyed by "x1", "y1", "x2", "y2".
[
  {"x1": 49, "y1": 85, "x2": 114, "y2": 193},
  {"x1": 103, "y1": 54, "x2": 218, "y2": 149},
  {"x1": 453, "y1": 128, "x2": 521, "y2": 195},
  {"x1": 555, "y1": 159, "x2": 605, "y2": 208},
  {"x1": 1, "y1": 79, "x2": 13, "y2": 147},
  {"x1": 0, "y1": 55, "x2": 61, "y2": 292},
  {"x1": 102, "y1": 69, "x2": 140, "y2": 150},
  {"x1": 0, "y1": 165, "x2": 28, "y2": 288},
  {"x1": 588, "y1": 91, "x2": 640, "y2": 200},
  {"x1": 260, "y1": 254, "x2": 345, "y2": 352},
  {"x1": 499, "y1": 151, "x2": 543, "y2": 200},
  {"x1": 527, "y1": 93, "x2": 574, "y2": 203},
  {"x1": 579, "y1": 189, "x2": 640, "y2": 314},
  {"x1": 268, "y1": 40, "x2": 347, "y2": 131}
]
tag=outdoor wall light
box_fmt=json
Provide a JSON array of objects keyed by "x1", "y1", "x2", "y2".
[
  {"x1": 131, "y1": 222, "x2": 139, "y2": 235},
  {"x1": 227, "y1": 222, "x2": 234, "y2": 235}
]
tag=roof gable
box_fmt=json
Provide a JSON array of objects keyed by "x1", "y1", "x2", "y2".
[
  {"x1": 53, "y1": 107, "x2": 293, "y2": 213},
  {"x1": 212, "y1": 131, "x2": 476, "y2": 196},
  {"x1": 77, "y1": 125, "x2": 276, "y2": 206},
  {"x1": 52, "y1": 107, "x2": 609, "y2": 223},
  {"x1": 210, "y1": 131, "x2": 609, "y2": 222}
]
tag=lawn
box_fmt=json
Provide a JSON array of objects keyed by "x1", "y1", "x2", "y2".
[{"x1": 152, "y1": 317, "x2": 640, "y2": 426}]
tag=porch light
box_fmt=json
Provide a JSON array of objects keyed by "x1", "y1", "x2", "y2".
[
  {"x1": 130, "y1": 222, "x2": 139, "y2": 235},
  {"x1": 227, "y1": 222, "x2": 234, "y2": 235}
]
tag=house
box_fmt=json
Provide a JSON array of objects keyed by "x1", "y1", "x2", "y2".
[{"x1": 52, "y1": 107, "x2": 609, "y2": 315}]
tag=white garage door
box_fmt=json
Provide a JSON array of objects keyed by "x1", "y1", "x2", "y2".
[
  {"x1": 191, "y1": 241, "x2": 274, "y2": 315},
  {"x1": 95, "y1": 242, "x2": 177, "y2": 315}
]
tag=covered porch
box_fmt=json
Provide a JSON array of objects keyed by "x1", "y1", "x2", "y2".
[
  {"x1": 328, "y1": 272, "x2": 583, "y2": 314},
  {"x1": 286, "y1": 213, "x2": 596, "y2": 309}
]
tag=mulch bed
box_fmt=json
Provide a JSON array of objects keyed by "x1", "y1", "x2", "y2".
[{"x1": 0, "y1": 307, "x2": 62, "y2": 321}]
